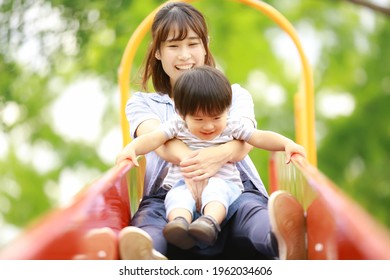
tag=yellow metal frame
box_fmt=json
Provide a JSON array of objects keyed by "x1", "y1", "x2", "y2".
[{"x1": 118, "y1": 0, "x2": 317, "y2": 208}]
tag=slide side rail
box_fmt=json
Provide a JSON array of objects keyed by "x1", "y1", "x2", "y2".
[{"x1": 270, "y1": 152, "x2": 390, "y2": 260}]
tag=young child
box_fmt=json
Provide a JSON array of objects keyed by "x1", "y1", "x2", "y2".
[{"x1": 118, "y1": 65, "x2": 306, "y2": 250}]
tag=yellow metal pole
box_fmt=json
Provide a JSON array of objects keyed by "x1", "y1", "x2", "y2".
[
  {"x1": 235, "y1": 0, "x2": 317, "y2": 166},
  {"x1": 118, "y1": 10, "x2": 155, "y2": 147}
]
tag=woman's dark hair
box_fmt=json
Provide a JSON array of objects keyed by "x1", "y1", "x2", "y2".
[
  {"x1": 173, "y1": 66, "x2": 232, "y2": 117},
  {"x1": 141, "y1": 2, "x2": 215, "y2": 95}
]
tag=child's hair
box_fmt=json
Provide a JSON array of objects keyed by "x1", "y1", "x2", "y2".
[
  {"x1": 173, "y1": 66, "x2": 232, "y2": 118},
  {"x1": 142, "y1": 2, "x2": 215, "y2": 95}
]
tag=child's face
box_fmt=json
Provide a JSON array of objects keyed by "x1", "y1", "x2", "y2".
[
  {"x1": 183, "y1": 109, "x2": 228, "y2": 140},
  {"x1": 155, "y1": 28, "x2": 206, "y2": 87}
]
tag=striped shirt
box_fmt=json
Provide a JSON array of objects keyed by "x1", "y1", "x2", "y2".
[{"x1": 160, "y1": 117, "x2": 255, "y2": 190}]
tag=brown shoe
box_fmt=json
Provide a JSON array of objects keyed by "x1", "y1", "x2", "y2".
[
  {"x1": 188, "y1": 215, "x2": 221, "y2": 246},
  {"x1": 163, "y1": 217, "x2": 196, "y2": 250},
  {"x1": 119, "y1": 226, "x2": 167, "y2": 260},
  {"x1": 269, "y1": 190, "x2": 307, "y2": 260}
]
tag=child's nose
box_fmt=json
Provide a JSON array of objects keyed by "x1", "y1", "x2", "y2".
[{"x1": 202, "y1": 122, "x2": 214, "y2": 130}]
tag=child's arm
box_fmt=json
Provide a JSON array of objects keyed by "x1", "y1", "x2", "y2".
[
  {"x1": 116, "y1": 130, "x2": 169, "y2": 166},
  {"x1": 247, "y1": 130, "x2": 306, "y2": 164}
]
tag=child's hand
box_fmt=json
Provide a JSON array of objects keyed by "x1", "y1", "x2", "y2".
[
  {"x1": 285, "y1": 141, "x2": 306, "y2": 164},
  {"x1": 116, "y1": 144, "x2": 139, "y2": 167}
]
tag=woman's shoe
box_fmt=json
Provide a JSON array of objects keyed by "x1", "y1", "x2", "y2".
[
  {"x1": 75, "y1": 227, "x2": 118, "y2": 260},
  {"x1": 269, "y1": 190, "x2": 307, "y2": 260},
  {"x1": 119, "y1": 226, "x2": 167, "y2": 260}
]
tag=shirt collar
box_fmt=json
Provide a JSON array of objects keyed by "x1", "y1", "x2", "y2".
[{"x1": 149, "y1": 93, "x2": 174, "y2": 105}]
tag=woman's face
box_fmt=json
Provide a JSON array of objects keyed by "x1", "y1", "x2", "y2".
[{"x1": 155, "y1": 28, "x2": 206, "y2": 86}]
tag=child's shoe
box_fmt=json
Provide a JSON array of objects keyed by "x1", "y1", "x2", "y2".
[
  {"x1": 163, "y1": 217, "x2": 196, "y2": 250},
  {"x1": 188, "y1": 215, "x2": 221, "y2": 246}
]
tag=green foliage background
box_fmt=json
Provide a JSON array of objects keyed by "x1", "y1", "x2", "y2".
[{"x1": 1, "y1": 0, "x2": 389, "y2": 246}]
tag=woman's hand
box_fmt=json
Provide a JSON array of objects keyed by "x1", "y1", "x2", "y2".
[
  {"x1": 180, "y1": 145, "x2": 231, "y2": 181},
  {"x1": 180, "y1": 140, "x2": 251, "y2": 181}
]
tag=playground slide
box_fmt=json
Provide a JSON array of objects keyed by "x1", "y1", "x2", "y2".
[
  {"x1": 271, "y1": 153, "x2": 390, "y2": 260},
  {"x1": 1, "y1": 153, "x2": 390, "y2": 260},
  {"x1": 0, "y1": 162, "x2": 133, "y2": 260}
]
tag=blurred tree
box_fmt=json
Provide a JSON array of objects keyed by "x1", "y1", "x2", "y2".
[{"x1": 0, "y1": 0, "x2": 389, "y2": 247}]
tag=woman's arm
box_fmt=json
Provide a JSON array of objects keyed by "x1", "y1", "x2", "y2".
[
  {"x1": 136, "y1": 118, "x2": 208, "y2": 202},
  {"x1": 136, "y1": 119, "x2": 192, "y2": 165},
  {"x1": 126, "y1": 93, "x2": 192, "y2": 165},
  {"x1": 180, "y1": 139, "x2": 251, "y2": 181}
]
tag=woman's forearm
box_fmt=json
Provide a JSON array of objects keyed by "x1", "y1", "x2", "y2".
[
  {"x1": 135, "y1": 119, "x2": 191, "y2": 165},
  {"x1": 155, "y1": 138, "x2": 192, "y2": 165},
  {"x1": 221, "y1": 139, "x2": 253, "y2": 163},
  {"x1": 179, "y1": 139, "x2": 252, "y2": 181}
]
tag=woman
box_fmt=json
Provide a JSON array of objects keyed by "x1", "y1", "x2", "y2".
[{"x1": 116, "y1": 2, "x2": 306, "y2": 260}]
